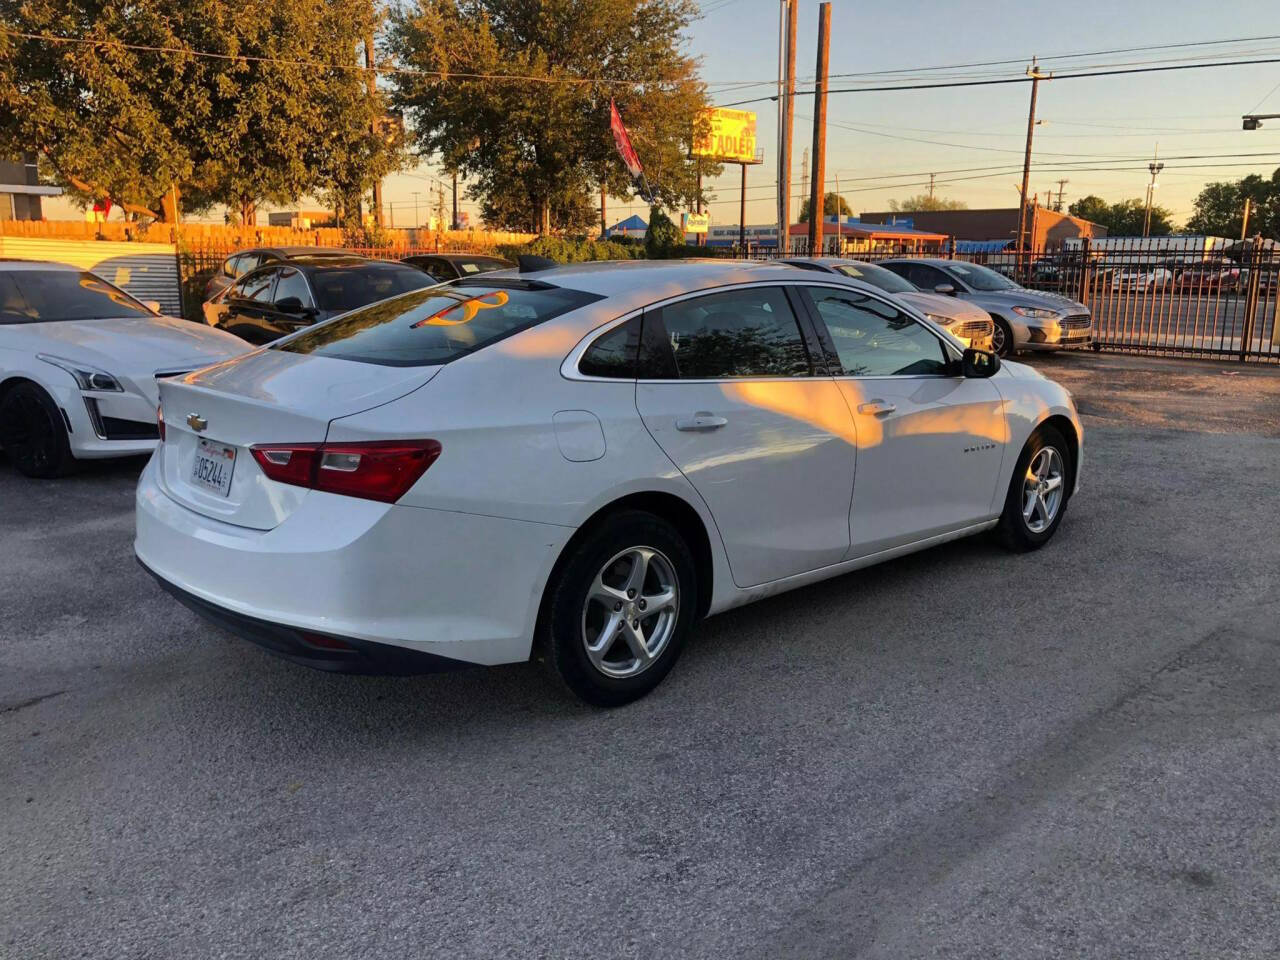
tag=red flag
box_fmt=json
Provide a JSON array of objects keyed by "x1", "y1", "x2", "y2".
[{"x1": 609, "y1": 99, "x2": 643, "y2": 181}]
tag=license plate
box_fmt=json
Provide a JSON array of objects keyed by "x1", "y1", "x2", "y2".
[{"x1": 191, "y1": 438, "x2": 237, "y2": 497}]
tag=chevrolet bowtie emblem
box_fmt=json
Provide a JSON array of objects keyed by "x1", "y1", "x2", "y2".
[{"x1": 186, "y1": 413, "x2": 207, "y2": 432}]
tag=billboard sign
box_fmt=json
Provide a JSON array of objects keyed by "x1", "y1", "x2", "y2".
[
  {"x1": 692, "y1": 108, "x2": 761, "y2": 164},
  {"x1": 682, "y1": 212, "x2": 709, "y2": 234}
]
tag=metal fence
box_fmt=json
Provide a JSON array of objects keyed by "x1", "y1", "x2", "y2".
[
  {"x1": 746, "y1": 237, "x2": 1280, "y2": 364},
  {"x1": 179, "y1": 238, "x2": 1280, "y2": 365}
]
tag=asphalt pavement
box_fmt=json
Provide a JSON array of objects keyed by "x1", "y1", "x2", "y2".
[{"x1": 3, "y1": 352, "x2": 1279, "y2": 959}]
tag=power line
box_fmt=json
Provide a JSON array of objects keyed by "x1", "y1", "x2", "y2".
[{"x1": 717, "y1": 56, "x2": 1280, "y2": 107}]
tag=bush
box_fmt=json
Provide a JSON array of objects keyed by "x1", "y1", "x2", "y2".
[
  {"x1": 644, "y1": 207, "x2": 684, "y2": 258},
  {"x1": 496, "y1": 235, "x2": 642, "y2": 264}
]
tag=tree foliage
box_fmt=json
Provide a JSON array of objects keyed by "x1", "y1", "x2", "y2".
[
  {"x1": 0, "y1": 0, "x2": 401, "y2": 222},
  {"x1": 797, "y1": 192, "x2": 851, "y2": 223},
  {"x1": 644, "y1": 206, "x2": 684, "y2": 256},
  {"x1": 1185, "y1": 169, "x2": 1280, "y2": 240},
  {"x1": 386, "y1": 0, "x2": 719, "y2": 234},
  {"x1": 1067, "y1": 195, "x2": 1175, "y2": 237},
  {"x1": 887, "y1": 194, "x2": 967, "y2": 212}
]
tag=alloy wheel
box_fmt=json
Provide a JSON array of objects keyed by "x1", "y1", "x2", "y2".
[
  {"x1": 991, "y1": 320, "x2": 1009, "y2": 356},
  {"x1": 581, "y1": 546, "x2": 679, "y2": 679},
  {"x1": 1022, "y1": 446, "x2": 1065, "y2": 534},
  {"x1": 1, "y1": 392, "x2": 56, "y2": 473}
]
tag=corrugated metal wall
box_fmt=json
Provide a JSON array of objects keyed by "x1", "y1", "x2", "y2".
[{"x1": 0, "y1": 237, "x2": 182, "y2": 316}]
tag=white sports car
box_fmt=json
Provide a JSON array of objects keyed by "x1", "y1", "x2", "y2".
[
  {"x1": 136, "y1": 260, "x2": 1083, "y2": 706},
  {"x1": 0, "y1": 261, "x2": 251, "y2": 477}
]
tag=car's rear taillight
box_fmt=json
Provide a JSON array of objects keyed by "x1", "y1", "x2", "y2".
[
  {"x1": 156, "y1": 405, "x2": 165, "y2": 441},
  {"x1": 249, "y1": 440, "x2": 441, "y2": 503}
]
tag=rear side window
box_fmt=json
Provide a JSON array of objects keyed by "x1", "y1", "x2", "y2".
[
  {"x1": 647, "y1": 287, "x2": 811, "y2": 379},
  {"x1": 232, "y1": 268, "x2": 277, "y2": 302},
  {"x1": 277, "y1": 283, "x2": 603, "y2": 367},
  {"x1": 579, "y1": 316, "x2": 640, "y2": 378}
]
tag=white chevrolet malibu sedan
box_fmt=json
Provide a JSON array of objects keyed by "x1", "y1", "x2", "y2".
[
  {"x1": 136, "y1": 260, "x2": 1083, "y2": 706},
  {"x1": 0, "y1": 261, "x2": 251, "y2": 477}
]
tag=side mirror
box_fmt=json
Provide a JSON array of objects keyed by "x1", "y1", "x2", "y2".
[
  {"x1": 142, "y1": 300, "x2": 162, "y2": 313},
  {"x1": 274, "y1": 296, "x2": 311, "y2": 316},
  {"x1": 961, "y1": 348, "x2": 1000, "y2": 378},
  {"x1": 934, "y1": 283, "x2": 956, "y2": 296}
]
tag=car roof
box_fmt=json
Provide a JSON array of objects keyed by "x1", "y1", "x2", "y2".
[
  {"x1": 410, "y1": 253, "x2": 513, "y2": 264},
  {"x1": 508, "y1": 259, "x2": 810, "y2": 296},
  {"x1": 234, "y1": 246, "x2": 352, "y2": 258},
  {"x1": 294, "y1": 255, "x2": 414, "y2": 270},
  {"x1": 0, "y1": 259, "x2": 82, "y2": 272},
  {"x1": 878, "y1": 257, "x2": 955, "y2": 266}
]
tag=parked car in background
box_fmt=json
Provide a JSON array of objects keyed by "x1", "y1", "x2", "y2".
[
  {"x1": 0, "y1": 261, "x2": 250, "y2": 477},
  {"x1": 401, "y1": 253, "x2": 514, "y2": 283},
  {"x1": 137, "y1": 260, "x2": 1082, "y2": 706},
  {"x1": 1110, "y1": 266, "x2": 1174, "y2": 293},
  {"x1": 781, "y1": 257, "x2": 993, "y2": 349},
  {"x1": 203, "y1": 246, "x2": 353, "y2": 300},
  {"x1": 1174, "y1": 261, "x2": 1242, "y2": 293},
  {"x1": 880, "y1": 258, "x2": 1092, "y2": 357},
  {"x1": 211, "y1": 255, "x2": 435, "y2": 344}
]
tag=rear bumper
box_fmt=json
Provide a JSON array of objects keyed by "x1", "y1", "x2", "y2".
[
  {"x1": 139, "y1": 558, "x2": 468, "y2": 674},
  {"x1": 134, "y1": 455, "x2": 570, "y2": 667}
]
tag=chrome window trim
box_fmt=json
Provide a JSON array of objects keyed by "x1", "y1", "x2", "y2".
[{"x1": 561, "y1": 277, "x2": 960, "y2": 383}]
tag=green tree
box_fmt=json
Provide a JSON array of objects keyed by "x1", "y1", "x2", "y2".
[
  {"x1": 1185, "y1": 169, "x2": 1280, "y2": 240},
  {"x1": 0, "y1": 0, "x2": 401, "y2": 223},
  {"x1": 386, "y1": 0, "x2": 718, "y2": 234},
  {"x1": 1068, "y1": 195, "x2": 1175, "y2": 236},
  {"x1": 797, "y1": 192, "x2": 852, "y2": 222},
  {"x1": 644, "y1": 206, "x2": 684, "y2": 257},
  {"x1": 887, "y1": 194, "x2": 967, "y2": 212}
]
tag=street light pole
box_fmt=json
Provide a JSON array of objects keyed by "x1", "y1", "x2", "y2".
[{"x1": 1143, "y1": 145, "x2": 1163, "y2": 237}]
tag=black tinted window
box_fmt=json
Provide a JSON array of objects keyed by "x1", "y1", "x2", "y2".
[
  {"x1": 579, "y1": 317, "x2": 639, "y2": 378},
  {"x1": 807, "y1": 288, "x2": 949, "y2": 377},
  {"x1": 651, "y1": 287, "x2": 811, "y2": 379},
  {"x1": 309, "y1": 264, "x2": 434, "y2": 313},
  {"x1": 902, "y1": 263, "x2": 952, "y2": 291},
  {"x1": 273, "y1": 267, "x2": 314, "y2": 309},
  {"x1": 232, "y1": 268, "x2": 276, "y2": 302},
  {"x1": 277, "y1": 283, "x2": 602, "y2": 367},
  {"x1": 3, "y1": 270, "x2": 153, "y2": 322}
]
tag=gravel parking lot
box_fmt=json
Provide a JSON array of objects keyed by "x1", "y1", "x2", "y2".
[{"x1": 3, "y1": 352, "x2": 1279, "y2": 959}]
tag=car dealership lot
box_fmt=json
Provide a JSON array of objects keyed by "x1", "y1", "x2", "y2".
[{"x1": 3, "y1": 354, "x2": 1280, "y2": 959}]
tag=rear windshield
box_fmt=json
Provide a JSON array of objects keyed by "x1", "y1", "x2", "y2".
[
  {"x1": 0, "y1": 269, "x2": 154, "y2": 323},
  {"x1": 834, "y1": 262, "x2": 916, "y2": 295},
  {"x1": 276, "y1": 282, "x2": 602, "y2": 367},
  {"x1": 455, "y1": 258, "x2": 513, "y2": 275},
  {"x1": 307, "y1": 263, "x2": 435, "y2": 313}
]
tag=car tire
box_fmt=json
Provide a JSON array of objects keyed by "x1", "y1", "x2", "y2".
[
  {"x1": 0, "y1": 381, "x2": 77, "y2": 479},
  {"x1": 996, "y1": 424, "x2": 1071, "y2": 552},
  {"x1": 539, "y1": 510, "x2": 698, "y2": 707},
  {"x1": 990, "y1": 316, "x2": 1014, "y2": 357}
]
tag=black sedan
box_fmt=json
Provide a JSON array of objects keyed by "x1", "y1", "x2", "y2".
[
  {"x1": 401, "y1": 253, "x2": 513, "y2": 282},
  {"x1": 203, "y1": 246, "x2": 353, "y2": 300},
  {"x1": 209, "y1": 256, "x2": 435, "y2": 344}
]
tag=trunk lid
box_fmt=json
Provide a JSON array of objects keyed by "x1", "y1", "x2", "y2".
[{"x1": 154, "y1": 348, "x2": 438, "y2": 529}]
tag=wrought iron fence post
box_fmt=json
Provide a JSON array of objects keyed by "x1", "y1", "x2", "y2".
[
  {"x1": 1239, "y1": 235, "x2": 1263, "y2": 362},
  {"x1": 1077, "y1": 237, "x2": 1092, "y2": 311}
]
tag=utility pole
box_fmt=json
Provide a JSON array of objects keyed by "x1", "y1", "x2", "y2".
[
  {"x1": 451, "y1": 171, "x2": 459, "y2": 230},
  {"x1": 928, "y1": 172, "x2": 936, "y2": 200},
  {"x1": 800, "y1": 148, "x2": 809, "y2": 219},
  {"x1": 1055, "y1": 179, "x2": 1069, "y2": 212},
  {"x1": 601, "y1": 185, "x2": 608, "y2": 240},
  {"x1": 807, "y1": 3, "x2": 831, "y2": 255},
  {"x1": 1016, "y1": 58, "x2": 1049, "y2": 256},
  {"x1": 739, "y1": 163, "x2": 747, "y2": 251},
  {"x1": 412, "y1": 191, "x2": 421, "y2": 231},
  {"x1": 364, "y1": 33, "x2": 383, "y2": 228},
  {"x1": 776, "y1": 0, "x2": 797, "y2": 253},
  {"x1": 1241, "y1": 196, "x2": 1252, "y2": 240},
  {"x1": 1142, "y1": 144, "x2": 1163, "y2": 237}
]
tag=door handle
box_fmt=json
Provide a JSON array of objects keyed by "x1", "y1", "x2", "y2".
[
  {"x1": 857, "y1": 400, "x2": 897, "y2": 416},
  {"x1": 675, "y1": 412, "x2": 728, "y2": 431}
]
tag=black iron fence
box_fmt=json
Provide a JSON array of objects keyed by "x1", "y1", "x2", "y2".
[
  {"x1": 748, "y1": 237, "x2": 1280, "y2": 364},
  {"x1": 180, "y1": 238, "x2": 1280, "y2": 364}
]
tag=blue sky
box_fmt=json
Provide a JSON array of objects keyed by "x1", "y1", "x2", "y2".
[
  {"x1": 43, "y1": 0, "x2": 1280, "y2": 230},
  {"x1": 609, "y1": 0, "x2": 1280, "y2": 229}
]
